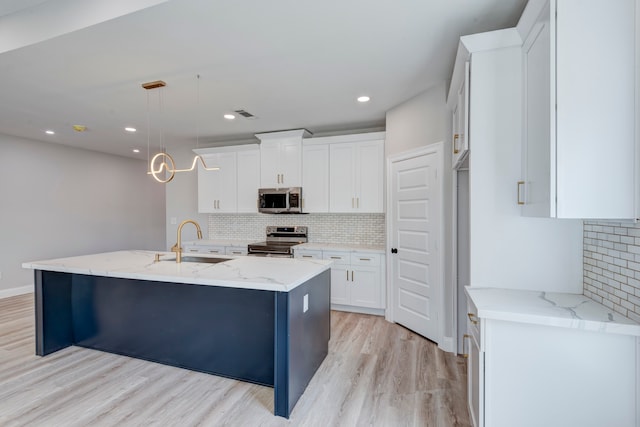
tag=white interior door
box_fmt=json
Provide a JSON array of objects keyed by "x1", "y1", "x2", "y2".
[{"x1": 390, "y1": 147, "x2": 442, "y2": 342}]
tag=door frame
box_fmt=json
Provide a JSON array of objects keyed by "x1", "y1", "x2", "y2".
[{"x1": 385, "y1": 142, "x2": 445, "y2": 347}]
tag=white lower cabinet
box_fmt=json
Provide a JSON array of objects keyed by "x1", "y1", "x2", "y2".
[
  {"x1": 467, "y1": 301, "x2": 639, "y2": 427},
  {"x1": 323, "y1": 251, "x2": 383, "y2": 309},
  {"x1": 294, "y1": 248, "x2": 385, "y2": 311}
]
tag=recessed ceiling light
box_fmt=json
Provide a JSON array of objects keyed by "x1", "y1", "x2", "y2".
[
  {"x1": 132, "y1": 149, "x2": 140, "y2": 153},
  {"x1": 125, "y1": 127, "x2": 137, "y2": 132},
  {"x1": 357, "y1": 96, "x2": 371, "y2": 103},
  {"x1": 45, "y1": 130, "x2": 55, "y2": 135},
  {"x1": 223, "y1": 114, "x2": 236, "y2": 120}
]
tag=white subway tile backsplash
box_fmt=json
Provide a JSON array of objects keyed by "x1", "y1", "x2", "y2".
[
  {"x1": 584, "y1": 221, "x2": 640, "y2": 319},
  {"x1": 207, "y1": 213, "x2": 385, "y2": 246}
]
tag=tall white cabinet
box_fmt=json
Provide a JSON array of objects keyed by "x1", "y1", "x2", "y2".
[
  {"x1": 448, "y1": 28, "x2": 583, "y2": 294},
  {"x1": 520, "y1": 0, "x2": 639, "y2": 219}
]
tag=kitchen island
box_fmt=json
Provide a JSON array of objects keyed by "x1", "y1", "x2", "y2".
[{"x1": 22, "y1": 251, "x2": 332, "y2": 418}]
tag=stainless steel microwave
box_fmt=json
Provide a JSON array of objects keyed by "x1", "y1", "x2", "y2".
[{"x1": 258, "y1": 187, "x2": 303, "y2": 214}]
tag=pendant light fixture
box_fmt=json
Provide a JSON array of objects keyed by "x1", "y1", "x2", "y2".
[{"x1": 142, "y1": 77, "x2": 219, "y2": 183}]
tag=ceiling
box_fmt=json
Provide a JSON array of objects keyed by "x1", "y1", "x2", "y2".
[{"x1": 0, "y1": 0, "x2": 527, "y2": 158}]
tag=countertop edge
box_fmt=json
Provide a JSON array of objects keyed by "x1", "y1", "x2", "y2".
[{"x1": 465, "y1": 287, "x2": 640, "y2": 337}]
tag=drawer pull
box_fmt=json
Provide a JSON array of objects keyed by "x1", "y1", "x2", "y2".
[
  {"x1": 517, "y1": 181, "x2": 525, "y2": 205},
  {"x1": 359, "y1": 258, "x2": 371, "y2": 261},
  {"x1": 330, "y1": 256, "x2": 342, "y2": 260},
  {"x1": 231, "y1": 251, "x2": 242, "y2": 254},
  {"x1": 462, "y1": 334, "x2": 471, "y2": 358},
  {"x1": 189, "y1": 249, "x2": 198, "y2": 252},
  {"x1": 302, "y1": 255, "x2": 313, "y2": 258},
  {"x1": 208, "y1": 250, "x2": 220, "y2": 253},
  {"x1": 467, "y1": 312, "x2": 479, "y2": 325}
]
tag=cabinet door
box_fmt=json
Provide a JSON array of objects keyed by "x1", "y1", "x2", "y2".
[
  {"x1": 260, "y1": 141, "x2": 281, "y2": 187},
  {"x1": 324, "y1": 251, "x2": 350, "y2": 305},
  {"x1": 279, "y1": 140, "x2": 302, "y2": 187},
  {"x1": 452, "y1": 61, "x2": 470, "y2": 169},
  {"x1": 302, "y1": 143, "x2": 329, "y2": 212},
  {"x1": 355, "y1": 140, "x2": 384, "y2": 212},
  {"x1": 468, "y1": 332, "x2": 483, "y2": 427},
  {"x1": 555, "y1": 0, "x2": 636, "y2": 218},
  {"x1": 197, "y1": 152, "x2": 236, "y2": 213},
  {"x1": 329, "y1": 143, "x2": 356, "y2": 212},
  {"x1": 330, "y1": 265, "x2": 350, "y2": 305},
  {"x1": 349, "y1": 266, "x2": 382, "y2": 308},
  {"x1": 522, "y1": 1, "x2": 552, "y2": 217},
  {"x1": 236, "y1": 148, "x2": 260, "y2": 213}
]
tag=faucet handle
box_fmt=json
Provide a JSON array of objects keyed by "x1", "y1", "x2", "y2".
[{"x1": 171, "y1": 243, "x2": 180, "y2": 253}]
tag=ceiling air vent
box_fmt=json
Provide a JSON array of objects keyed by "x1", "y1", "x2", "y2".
[{"x1": 234, "y1": 109, "x2": 257, "y2": 119}]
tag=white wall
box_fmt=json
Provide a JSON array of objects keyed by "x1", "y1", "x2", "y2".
[
  {"x1": 385, "y1": 82, "x2": 456, "y2": 347},
  {"x1": 0, "y1": 134, "x2": 166, "y2": 295},
  {"x1": 385, "y1": 82, "x2": 448, "y2": 157}
]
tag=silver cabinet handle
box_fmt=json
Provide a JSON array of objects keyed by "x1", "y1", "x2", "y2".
[{"x1": 517, "y1": 181, "x2": 525, "y2": 205}]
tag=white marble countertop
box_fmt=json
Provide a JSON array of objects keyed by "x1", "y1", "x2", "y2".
[
  {"x1": 182, "y1": 239, "x2": 257, "y2": 247},
  {"x1": 293, "y1": 243, "x2": 385, "y2": 254},
  {"x1": 465, "y1": 287, "x2": 640, "y2": 336},
  {"x1": 23, "y1": 250, "x2": 332, "y2": 292}
]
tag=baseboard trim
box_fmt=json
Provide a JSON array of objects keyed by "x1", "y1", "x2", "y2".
[
  {"x1": 438, "y1": 336, "x2": 455, "y2": 354},
  {"x1": 331, "y1": 304, "x2": 385, "y2": 317},
  {"x1": 0, "y1": 285, "x2": 33, "y2": 299}
]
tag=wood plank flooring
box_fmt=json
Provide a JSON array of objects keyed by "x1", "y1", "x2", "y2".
[{"x1": 0, "y1": 293, "x2": 470, "y2": 426}]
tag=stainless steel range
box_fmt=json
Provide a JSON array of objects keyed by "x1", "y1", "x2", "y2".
[{"x1": 247, "y1": 226, "x2": 308, "y2": 257}]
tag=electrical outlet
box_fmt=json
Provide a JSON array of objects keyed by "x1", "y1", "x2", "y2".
[
  {"x1": 170, "y1": 217, "x2": 177, "y2": 225},
  {"x1": 0, "y1": 271, "x2": 2, "y2": 280},
  {"x1": 303, "y1": 294, "x2": 309, "y2": 313}
]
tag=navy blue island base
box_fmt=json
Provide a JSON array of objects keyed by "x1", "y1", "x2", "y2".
[{"x1": 34, "y1": 269, "x2": 331, "y2": 418}]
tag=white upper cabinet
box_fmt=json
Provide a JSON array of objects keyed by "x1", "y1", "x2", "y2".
[
  {"x1": 194, "y1": 144, "x2": 260, "y2": 214},
  {"x1": 196, "y1": 151, "x2": 237, "y2": 213},
  {"x1": 452, "y1": 61, "x2": 470, "y2": 169},
  {"x1": 236, "y1": 147, "x2": 260, "y2": 213},
  {"x1": 301, "y1": 140, "x2": 330, "y2": 213},
  {"x1": 520, "y1": 0, "x2": 639, "y2": 219},
  {"x1": 326, "y1": 133, "x2": 385, "y2": 213},
  {"x1": 255, "y1": 129, "x2": 310, "y2": 188}
]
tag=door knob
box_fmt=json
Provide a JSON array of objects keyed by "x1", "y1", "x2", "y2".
[{"x1": 391, "y1": 248, "x2": 398, "y2": 254}]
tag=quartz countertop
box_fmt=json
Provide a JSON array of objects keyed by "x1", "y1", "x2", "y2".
[
  {"x1": 293, "y1": 243, "x2": 385, "y2": 254},
  {"x1": 465, "y1": 287, "x2": 640, "y2": 336},
  {"x1": 23, "y1": 250, "x2": 332, "y2": 292}
]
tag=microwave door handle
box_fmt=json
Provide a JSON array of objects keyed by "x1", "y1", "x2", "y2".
[{"x1": 286, "y1": 190, "x2": 290, "y2": 210}]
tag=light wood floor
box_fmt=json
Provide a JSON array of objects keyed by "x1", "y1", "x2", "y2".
[{"x1": 0, "y1": 293, "x2": 470, "y2": 427}]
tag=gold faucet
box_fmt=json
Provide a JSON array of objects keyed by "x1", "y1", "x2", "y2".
[{"x1": 171, "y1": 219, "x2": 203, "y2": 263}]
